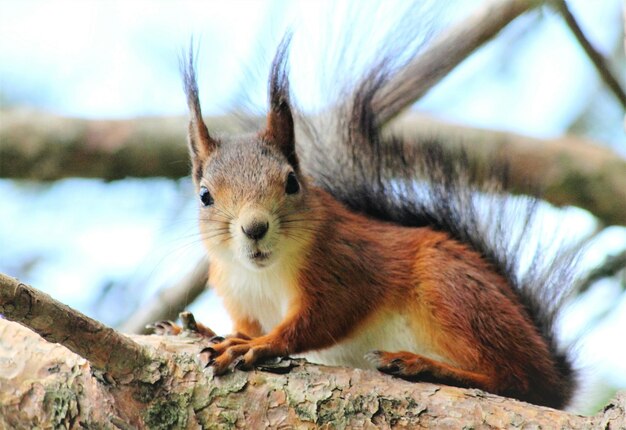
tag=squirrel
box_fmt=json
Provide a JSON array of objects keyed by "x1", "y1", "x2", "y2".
[{"x1": 168, "y1": 32, "x2": 582, "y2": 409}]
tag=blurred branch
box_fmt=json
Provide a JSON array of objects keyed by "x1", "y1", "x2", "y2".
[
  {"x1": 119, "y1": 257, "x2": 210, "y2": 334},
  {"x1": 373, "y1": 0, "x2": 541, "y2": 124},
  {"x1": 1, "y1": 109, "x2": 625, "y2": 226},
  {"x1": 0, "y1": 109, "x2": 256, "y2": 181},
  {"x1": 552, "y1": 0, "x2": 626, "y2": 109},
  {"x1": 577, "y1": 250, "x2": 626, "y2": 293},
  {"x1": 390, "y1": 113, "x2": 626, "y2": 226},
  {"x1": 0, "y1": 273, "x2": 157, "y2": 382}
]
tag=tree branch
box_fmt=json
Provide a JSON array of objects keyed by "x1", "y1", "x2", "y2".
[
  {"x1": 1, "y1": 110, "x2": 624, "y2": 226},
  {"x1": 0, "y1": 273, "x2": 156, "y2": 383},
  {"x1": 0, "y1": 109, "x2": 256, "y2": 181},
  {"x1": 373, "y1": 0, "x2": 542, "y2": 124},
  {"x1": 552, "y1": 0, "x2": 626, "y2": 109},
  {"x1": 1, "y1": 315, "x2": 625, "y2": 428},
  {"x1": 390, "y1": 114, "x2": 626, "y2": 226},
  {"x1": 1, "y1": 273, "x2": 626, "y2": 427}
]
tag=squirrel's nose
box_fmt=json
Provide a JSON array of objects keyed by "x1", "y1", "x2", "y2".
[{"x1": 242, "y1": 221, "x2": 269, "y2": 241}]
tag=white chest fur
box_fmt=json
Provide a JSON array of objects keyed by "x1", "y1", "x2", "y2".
[
  {"x1": 214, "y1": 261, "x2": 445, "y2": 370},
  {"x1": 216, "y1": 261, "x2": 298, "y2": 334}
]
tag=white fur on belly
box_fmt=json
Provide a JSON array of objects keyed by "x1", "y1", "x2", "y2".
[{"x1": 301, "y1": 312, "x2": 440, "y2": 369}]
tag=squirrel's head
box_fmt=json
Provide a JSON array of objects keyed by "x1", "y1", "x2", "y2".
[{"x1": 182, "y1": 42, "x2": 314, "y2": 270}]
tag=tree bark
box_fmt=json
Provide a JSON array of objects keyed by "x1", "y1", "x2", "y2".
[
  {"x1": 0, "y1": 273, "x2": 157, "y2": 383},
  {"x1": 1, "y1": 109, "x2": 624, "y2": 226},
  {"x1": 1, "y1": 273, "x2": 626, "y2": 428},
  {"x1": 2, "y1": 318, "x2": 625, "y2": 429}
]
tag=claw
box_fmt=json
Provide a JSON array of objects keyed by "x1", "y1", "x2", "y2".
[
  {"x1": 200, "y1": 346, "x2": 217, "y2": 359},
  {"x1": 382, "y1": 363, "x2": 401, "y2": 373},
  {"x1": 198, "y1": 338, "x2": 291, "y2": 376},
  {"x1": 233, "y1": 356, "x2": 250, "y2": 371},
  {"x1": 146, "y1": 320, "x2": 181, "y2": 336},
  {"x1": 211, "y1": 359, "x2": 231, "y2": 376},
  {"x1": 365, "y1": 350, "x2": 401, "y2": 373},
  {"x1": 364, "y1": 350, "x2": 382, "y2": 365},
  {"x1": 255, "y1": 357, "x2": 298, "y2": 374},
  {"x1": 198, "y1": 346, "x2": 217, "y2": 368}
]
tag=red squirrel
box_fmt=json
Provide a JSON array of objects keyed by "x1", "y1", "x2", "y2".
[{"x1": 167, "y1": 37, "x2": 580, "y2": 409}]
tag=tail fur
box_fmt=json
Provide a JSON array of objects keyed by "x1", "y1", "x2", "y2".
[{"x1": 279, "y1": 12, "x2": 583, "y2": 407}]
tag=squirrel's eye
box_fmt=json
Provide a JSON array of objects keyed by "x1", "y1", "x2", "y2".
[
  {"x1": 199, "y1": 186, "x2": 214, "y2": 206},
  {"x1": 285, "y1": 172, "x2": 300, "y2": 195}
]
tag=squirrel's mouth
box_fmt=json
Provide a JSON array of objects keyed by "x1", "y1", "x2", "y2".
[{"x1": 248, "y1": 250, "x2": 272, "y2": 264}]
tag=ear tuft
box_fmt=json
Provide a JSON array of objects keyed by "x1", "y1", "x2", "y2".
[
  {"x1": 263, "y1": 34, "x2": 298, "y2": 170},
  {"x1": 181, "y1": 41, "x2": 218, "y2": 178}
]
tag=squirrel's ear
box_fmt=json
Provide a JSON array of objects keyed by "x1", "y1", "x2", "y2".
[
  {"x1": 181, "y1": 48, "x2": 218, "y2": 183},
  {"x1": 262, "y1": 36, "x2": 298, "y2": 171}
]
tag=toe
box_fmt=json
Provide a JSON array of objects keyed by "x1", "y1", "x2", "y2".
[{"x1": 147, "y1": 320, "x2": 181, "y2": 336}]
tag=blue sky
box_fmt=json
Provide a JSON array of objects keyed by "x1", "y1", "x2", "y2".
[{"x1": 0, "y1": 0, "x2": 624, "y2": 146}]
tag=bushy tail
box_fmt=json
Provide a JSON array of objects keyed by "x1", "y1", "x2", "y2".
[{"x1": 284, "y1": 11, "x2": 585, "y2": 408}]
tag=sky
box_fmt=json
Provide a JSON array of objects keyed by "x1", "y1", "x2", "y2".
[
  {"x1": 0, "y1": 0, "x2": 625, "y2": 413},
  {"x1": 0, "y1": 0, "x2": 624, "y2": 145}
]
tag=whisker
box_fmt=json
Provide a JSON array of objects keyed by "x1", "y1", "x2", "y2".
[
  {"x1": 204, "y1": 232, "x2": 232, "y2": 240},
  {"x1": 280, "y1": 218, "x2": 326, "y2": 224},
  {"x1": 198, "y1": 214, "x2": 232, "y2": 222},
  {"x1": 282, "y1": 225, "x2": 324, "y2": 234},
  {"x1": 212, "y1": 206, "x2": 236, "y2": 219},
  {"x1": 282, "y1": 233, "x2": 309, "y2": 246},
  {"x1": 177, "y1": 227, "x2": 231, "y2": 241}
]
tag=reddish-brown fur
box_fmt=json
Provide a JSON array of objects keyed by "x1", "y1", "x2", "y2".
[
  {"x1": 202, "y1": 189, "x2": 563, "y2": 406},
  {"x1": 180, "y1": 50, "x2": 569, "y2": 408}
]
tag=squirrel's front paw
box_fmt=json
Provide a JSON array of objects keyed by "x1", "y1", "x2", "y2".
[
  {"x1": 200, "y1": 336, "x2": 288, "y2": 375},
  {"x1": 146, "y1": 319, "x2": 182, "y2": 336},
  {"x1": 147, "y1": 311, "x2": 217, "y2": 338}
]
